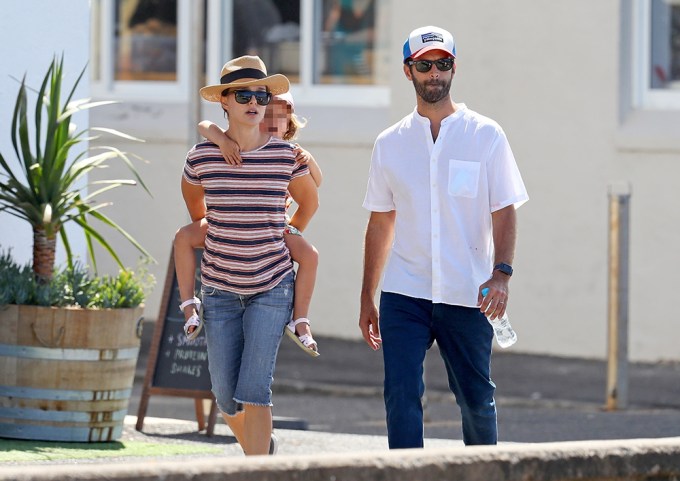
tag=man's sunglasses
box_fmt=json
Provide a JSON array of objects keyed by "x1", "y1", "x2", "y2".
[
  {"x1": 225, "y1": 89, "x2": 272, "y2": 106},
  {"x1": 407, "y1": 58, "x2": 455, "y2": 73}
]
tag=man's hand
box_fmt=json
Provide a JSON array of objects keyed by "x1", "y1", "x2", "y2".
[
  {"x1": 478, "y1": 272, "x2": 509, "y2": 320},
  {"x1": 359, "y1": 298, "x2": 382, "y2": 351},
  {"x1": 359, "y1": 211, "x2": 395, "y2": 350}
]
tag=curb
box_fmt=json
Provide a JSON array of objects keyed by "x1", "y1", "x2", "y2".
[{"x1": 2, "y1": 437, "x2": 679, "y2": 481}]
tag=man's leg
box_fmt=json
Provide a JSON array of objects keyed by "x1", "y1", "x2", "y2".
[
  {"x1": 432, "y1": 303, "x2": 497, "y2": 445},
  {"x1": 379, "y1": 292, "x2": 433, "y2": 449}
]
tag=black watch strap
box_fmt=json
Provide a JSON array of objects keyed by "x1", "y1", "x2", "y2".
[{"x1": 494, "y1": 262, "x2": 513, "y2": 276}]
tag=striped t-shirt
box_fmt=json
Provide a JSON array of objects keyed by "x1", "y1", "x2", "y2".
[{"x1": 183, "y1": 137, "x2": 309, "y2": 294}]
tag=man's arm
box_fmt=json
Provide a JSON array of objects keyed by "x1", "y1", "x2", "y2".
[
  {"x1": 479, "y1": 204, "x2": 517, "y2": 319},
  {"x1": 359, "y1": 210, "x2": 396, "y2": 350}
]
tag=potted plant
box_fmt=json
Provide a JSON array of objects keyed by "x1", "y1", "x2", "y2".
[{"x1": 0, "y1": 55, "x2": 154, "y2": 442}]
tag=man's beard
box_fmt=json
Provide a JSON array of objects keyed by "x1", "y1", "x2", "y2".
[{"x1": 412, "y1": 77, "x2": 452, "y2": 104}]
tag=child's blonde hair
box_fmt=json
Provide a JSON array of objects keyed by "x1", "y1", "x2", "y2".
[
  {"x1": 283, "y1": 113, "x2": 307, "y2": 141},
  {"x1": 273, "y1": 92, "x2": 306, "y2": 141}
]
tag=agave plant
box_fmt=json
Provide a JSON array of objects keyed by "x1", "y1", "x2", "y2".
[{"x1": 0, "y1": 55, "x2": 152, "y2": 282}]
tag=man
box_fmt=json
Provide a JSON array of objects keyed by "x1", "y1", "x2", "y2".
[{"x1": 359, "y1": 25, "x2": 528, "y2": 449}]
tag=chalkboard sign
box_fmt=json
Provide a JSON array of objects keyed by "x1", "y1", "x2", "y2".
[
  {"x1": 136, "y1": 248, "x2": 218, "y2": 433},
  {"x1": 152, "y1": 248, "x2": 211, "y2": 391}
]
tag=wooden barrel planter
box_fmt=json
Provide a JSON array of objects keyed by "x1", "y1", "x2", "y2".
[{"x1": 0, "y1": 304, "x2": 144, "y2": 442}]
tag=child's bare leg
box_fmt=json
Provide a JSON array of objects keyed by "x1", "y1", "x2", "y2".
[
  {"x1": 174, "y1": 219, "x2": 207, "y2": 331},
  {"x1": 285, "y1": 233, "x2": 319, "y2": 346}
]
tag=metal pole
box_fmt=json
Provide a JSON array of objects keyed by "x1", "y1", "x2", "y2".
[{"x1": 605, "y1": 182, "x2": 631, "y2": 411}]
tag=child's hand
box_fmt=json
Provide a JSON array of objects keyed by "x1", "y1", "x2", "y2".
[
  {"x1": 218, "y1": 135, "x2": 242, "y2": 165},
  {"x1": 293, "y1": 144, "x2": 311, "y2": 164}
]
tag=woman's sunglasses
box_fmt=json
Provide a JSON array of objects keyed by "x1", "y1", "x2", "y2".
[
  {"x1": 407, "y1": 58, "x2": 454, "y2": 73},
  {"x1": 224, "y1": 89, "x2": 272, "y2": 106}
]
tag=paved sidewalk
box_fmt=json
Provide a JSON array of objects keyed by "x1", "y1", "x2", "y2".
[
  {"x1": 124, "y1": 415, "x2": 460, "y2": 457},
  {"x1": 1, "y1": 329, "x2": 679, "y2": 470},
  {"x1": 130, "y1": 329, "x2": 680, "y2": 443}
]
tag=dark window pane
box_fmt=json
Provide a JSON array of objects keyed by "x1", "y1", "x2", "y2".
[
  {"x1": 114, "y1": 0, "x2": 178, "y2": 81},
  {"x1": 232, "y1": 0, "x2": 301, "y2": 81},
  {"x1": 650, "y1": 0, "x2": 680, "y2": 89},
  {"x1": 317, "y1": 0, "x2": 377, "y2": 85}
]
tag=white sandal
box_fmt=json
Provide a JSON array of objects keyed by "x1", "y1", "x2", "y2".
[
  {"x1": 285, "y1": 318, "x2": 319, "y2": 357},
  {"x1": 180, "y1": 297, "x2": 203, "y2": 340}
]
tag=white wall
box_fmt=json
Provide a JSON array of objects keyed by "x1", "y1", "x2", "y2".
[
  {"x1": 86, "y1": 104, "x2": 191, "y2": 320},
  {"x1": 0, "y1": 0, "x2": 90, "y2": 266},
  {"x1": 393, "y1": 2, "x2": 619, "y2": 359},
  {"x1": 386, "y1": 1, "x2": 680, "y2": 361},
  {"x1": 88, "y1": 1, "x2": 680, "y2": 361}
]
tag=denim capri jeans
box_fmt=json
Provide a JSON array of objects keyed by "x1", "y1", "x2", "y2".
[{"x1": 201, "y1": 271, "x2": 294, "y2": 416}]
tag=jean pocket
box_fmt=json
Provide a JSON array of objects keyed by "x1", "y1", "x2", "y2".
[
  {"x1": 258, "y1": 279, "x2": 294, "y2": 310},
  {"x1": 201, "y1": 286, "x2": 218, "y2": 297},
  {"x1": 448, "y1": 160, "x2": 480, "y2": 198}
]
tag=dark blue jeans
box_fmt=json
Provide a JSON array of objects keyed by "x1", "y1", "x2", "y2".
[{"x1": 379, "y1": 291, "x2": 497, "y2": 448}]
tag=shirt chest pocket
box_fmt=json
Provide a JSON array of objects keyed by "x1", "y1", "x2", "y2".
[{"x1": 448, "y1": 160, "x2": 481, "y2": 198}]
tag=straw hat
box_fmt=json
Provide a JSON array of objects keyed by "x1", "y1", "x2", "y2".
[{"x1": 200, "y1": 56, "x2": 289, "y2": 103}]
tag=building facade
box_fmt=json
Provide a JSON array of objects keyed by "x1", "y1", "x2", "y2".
[
  {"x1": 0, "y1": 0, "x2": 91, "y2": 266},
  {"x1": 2, "y1": 0, "x2": 679, "y2": 361}
]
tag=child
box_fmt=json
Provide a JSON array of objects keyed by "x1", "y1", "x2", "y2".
[{"x1": 175, "y1": 92, "x2": 322, "y2": 357}]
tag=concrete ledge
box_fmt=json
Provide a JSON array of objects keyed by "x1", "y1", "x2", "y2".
[{"x1": 3, "y1": 437, "x2": 680, "y2": 481}]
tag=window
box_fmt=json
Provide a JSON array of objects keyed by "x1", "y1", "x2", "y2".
[
  {"x1": 634, "y1": 0, "x2": 680, "y2": 108},
  {"x1": 317, "y1": 0, "x2": 379, "y2": 85},
  {"x1": 230, "y1": 0, "x2": 302, "y2": 81},
  {"x1": 114, "y1": 0, "x2": 178, "y2": 81},
  {"x1": 91, "y1": 0, "x2": 200, "y2": 100},
  {"x1": 92, "y1": 0, "x2": 389, "y2": 105},
  {"x1": 221, "y1": 0, "x2": 390, "y2": 106}
]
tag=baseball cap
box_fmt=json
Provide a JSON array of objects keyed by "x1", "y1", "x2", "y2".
[{"x1": 403, "y1": 26, "x2": 456, "y2": 63}]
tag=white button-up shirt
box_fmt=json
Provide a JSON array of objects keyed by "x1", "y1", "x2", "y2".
[{"x1": 363, "y1": 105, "x2": 529, "y2": 307}]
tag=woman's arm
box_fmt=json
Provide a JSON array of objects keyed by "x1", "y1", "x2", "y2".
[
  {"x1": 287, "y1": 173, "x2": 319, "y2": 232},
  {"x1": 181, "y1": 177, "x2": 207, "y2": 222},
  {"x1": 294, "y1": 145, "x2": 323, "y2": 187},
  {"x1": 176, "y1": 177, "x2": 206, "y2": 311},
  {"x1": 307, "y1": 157, "x2": 323, "y2": 188}
]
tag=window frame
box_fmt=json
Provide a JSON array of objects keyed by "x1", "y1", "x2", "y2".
[
  {"x1": 91, "y1": 0, "x2": 192, "y2": 101},
  {"x1": 92, "y1": 0, "x2": 390, "y2": 107},
  {"x1": 298, "y1": 0, "x2": 389, "y2": 107},
  {"x1": 633, "y1": 0, "x2": 680, "y2": 109},
  {"x1": 209, "y1": 0, "x2": 389, "y2": 108}
]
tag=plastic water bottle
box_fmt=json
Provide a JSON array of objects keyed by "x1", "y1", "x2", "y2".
[{"x1": 481, "y1": 288, "x2": 517, "y2": 348}]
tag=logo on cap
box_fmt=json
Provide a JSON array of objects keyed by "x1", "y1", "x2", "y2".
[{"x1": 421, "y1": 32, "x2": 444, "y2": 44}]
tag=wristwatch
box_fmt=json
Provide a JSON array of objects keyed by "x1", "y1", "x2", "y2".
[{"x1": 493, "y1": 262, "x2": 513, "y2": 277}]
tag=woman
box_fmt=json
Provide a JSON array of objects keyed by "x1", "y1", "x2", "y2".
[{"x1": 178, "y1": 56, "x2": 318, "y2": 455}]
